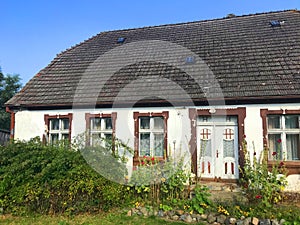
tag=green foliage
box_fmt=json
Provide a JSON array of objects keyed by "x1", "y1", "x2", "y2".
[
  {"x1": 0, "y1": 69, "x2": 22, "y2": 130},
  {"x1": 239, "y1": 140, "x2": 287, "y2": 208},
  {"x1": 189, "y1": 185, "x2": 211, "y2": 214},
  {"x1": 0, "y1": 138, "x2": 130, "y2": 215},
  {"x1": 128, "y1": 156, "x2": 190, "y2": 209}
]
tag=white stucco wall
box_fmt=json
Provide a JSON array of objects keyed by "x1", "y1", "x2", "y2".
[{"x1": 13, "y1": 103, "x2": 300, "y2": 191}]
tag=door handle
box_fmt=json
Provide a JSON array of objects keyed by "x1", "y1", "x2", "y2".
[{"x1": 216, "y1": 150, "x2": 219, "y2": 158}]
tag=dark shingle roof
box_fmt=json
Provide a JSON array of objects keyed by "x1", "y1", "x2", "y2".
[{"x1": 6, "y1": 10, "x2": 300, "y2": 109}]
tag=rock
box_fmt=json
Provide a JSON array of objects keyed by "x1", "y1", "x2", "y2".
[
  {"x1": 192, "y1": 214, "x2": 201, "y2": 222},
  {"x1": 259, "y1": 219, "x2": 271, "y2": 225},
  {"x1": 271, "y1": 219, "x2": 280, "y2": 225},
  {"x1": 126, "y1": 210, "x2": 132, "y2": 216},
  {"x1": 217, "y1": 214, "x2": 227, "y2": 223},
  {"x1": 224, "y1": 217, "x2": 231, "y2": 225},
  {"x1": 252, "y1": 217, "x2": 259, "y2": 225},
  {"x1": 243, "y1": 217, "x2": 252, "y2": 225},
  {"x1": 180, "y1": 214, "x2": 187, "y2": 221},
  {"x1": 140, "y1": 207, "x2": 148, "y2": 216},
  {"x1": 279, "y1": 219, "x2": 286, "y2": 225},
  {"x1": 136, "y1": 211, "x2": 143, "y2": 216},
  {"x1": 167, "y1": 210, "x2": 175, "y2": 217},
  {"x1": 131, "y1": 208, "x2": 139, "y2": 215},
  {"x1": 200, "y1": 214, "x2": 208, "y2": 220},
  {"x1": 236, "y1": 220, "x2": 244, "y2": 225},
  {"x1": 157, "y1": 210, "x2": 164, "y2": 217},
  {"x1": 176, "y1": 209, "x2": 185, "y2": 216},
  {"x1": 184, "y1": 214, "x2": 193, "y2": 223},
  {"x1": 171, "y1": 215, "x2": 179, "y2": 221},
  {"x1": 229, "y1": 217, "x2": 237, "y2": 224},
  {"x1": 149, "y1": 209, "x2": 157, "y2": 216},
  {"x1": 207, "y1": 213, "x2": 217, "y2": 223}
]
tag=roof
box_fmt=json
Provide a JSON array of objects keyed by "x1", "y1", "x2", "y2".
[{"x1": 6, "y1": 10, "x2": 300, "y2": 109}]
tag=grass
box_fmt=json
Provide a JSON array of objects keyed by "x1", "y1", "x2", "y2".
[{"x1": 0, "y1": 212, "x2": 188, "y2": 225}]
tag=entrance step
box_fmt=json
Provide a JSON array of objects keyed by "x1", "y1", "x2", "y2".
[{"x1": 190, "y1": 182, "x2": 247, "y2": 203}]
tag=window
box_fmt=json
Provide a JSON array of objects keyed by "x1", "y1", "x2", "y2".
[
  {"x1": 44, "y1": 114, "x2": 72, "y2": 143},
  {"x1": 133, "y1": 112, "x2": 168, "y2": 163},
  {"x1": 139, "y1": 116, "x2": 164, "y2": 157},
  {"x1": 267, "y1": 114, "x2": 300, "y2": 161},
  {"x1": 85, "y1": 113, "x2": 116, "y2": 147}
]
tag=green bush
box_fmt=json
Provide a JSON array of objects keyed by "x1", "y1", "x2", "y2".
[
  {"x1": 239, "y1": 140, "x2": 287, "y2": 208},
  {"x1": 0, "y1": 138, "x2": 130, "y2": 215}
]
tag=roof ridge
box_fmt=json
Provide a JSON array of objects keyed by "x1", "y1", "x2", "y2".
[{"x1": 96, "y1": 9, "x2": 299, "y2": 33}]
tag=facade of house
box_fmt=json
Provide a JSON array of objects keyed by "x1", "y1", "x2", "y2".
[{"x1": 6, "y1": 10, "x2": 300, "y2": 191}]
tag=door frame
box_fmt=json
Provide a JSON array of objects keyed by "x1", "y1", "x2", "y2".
[
  {"x1": 189, "y1": 107, "x2": 246, "y2": 181},
  {"x1": 197, "y1": 119, "x2": 239, "y2": 179}
]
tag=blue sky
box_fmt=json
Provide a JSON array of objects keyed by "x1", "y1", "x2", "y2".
[{"x1": 1, "y1": 0, "x2": 299, "y2": 84}]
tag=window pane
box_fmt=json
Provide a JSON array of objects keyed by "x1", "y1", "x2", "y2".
[
  {"x1": 285, "y1": 115, "x2": 299, "y2": 129},
  {"x1": 154, "y1": 133, "x2": 164, "y2": 157},
  {"x1": 268, "y1": 116, "x2": 281, "y2": 129},
  {"x1": 153, "y1": 117, "x2": 164, "y2": 129},
  {"x1": 91, "y1": 133, "x2": 102, "y2": 146},
  {"x1": 140, "y1": 133, "x2": 150, "y2": 156},
  {"x1": 223, "y1": 140, "x2": 235, "y2": 158},
  {"x1": 286, "y1": 134, "x2": 300, "y2": 160},
  {"x1": 268, "y1": 134, "x2": 282, "y2": 159},
  {"x1": 50, "y1": 133, "x2": 59, "y2": 143},
  {"x1": 104, "y1": 133, "x2": 112, "y2": 140},
  {"x1": 62, "y1": 133, "x2": 69, "y2": 140},
  {"x1": 104, "y1": 118, "x2": 112, "y2": 130},
  {"x1": 50, "y1": 119, "x2": 59, "y2": 130},
  {"x1": 200, "y1": 139, "x2": 212, "y2": 157},
  {"x1": 62, "y1": 119, "x2": 69, "y2": 130},
  {"x1": 140, "y1": 117, "x2": 150, "y2": 129},
  {"x1": 91, "y1": 118, "x2": 101, "y2": 130}
]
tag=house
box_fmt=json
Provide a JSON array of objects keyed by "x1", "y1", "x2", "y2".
[{"x1": 5, "y1": 10, "x2": 300, "y2": 191}]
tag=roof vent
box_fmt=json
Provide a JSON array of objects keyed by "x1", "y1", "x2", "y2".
[
  {"x1": 269, "y1": 20, "x2": 285, "y2": 27},
  {"x1": 226, "y1": 13, "x2": 236, "y2": 18},
  {"x1": 117, "y1": 37, "x2": 126, "y2": 43}
]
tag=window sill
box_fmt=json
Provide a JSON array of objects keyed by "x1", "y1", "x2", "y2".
[
  {"x1": 133, "y1": 156, "x2": 166, "y2": 166},
  {"x1": 268, "y1": 160, "x2": 300, "y2": 175}
]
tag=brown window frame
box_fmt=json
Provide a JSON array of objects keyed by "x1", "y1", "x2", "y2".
[
  {"x1": 133, "y1": 111, "x2": 169, "y2": 166},
  {"x1": 44, "y1": 113, "x2": 73, "y2": 143},
  {"x1": 261, "y1": 109, "x2": 300, "y2": 175},
  {"x1": 85, "y1": 112, "x2": 117, "y2": 146}
]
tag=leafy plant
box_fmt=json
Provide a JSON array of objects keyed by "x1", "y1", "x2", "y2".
[
  {"x1": 0, "y1": 138, "x2": 130, "y2": 215},
  {"x1": 189, "y1": 185, "x2": 211, "y2": 214},
  {"x1": 128, "y1": 155, "x2": 190, "y2": 209},
  {"x1": 239, "y1": 139, "x2": 287, "y2": 208}
]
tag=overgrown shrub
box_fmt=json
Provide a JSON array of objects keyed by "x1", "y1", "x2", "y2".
[
  {"x1": 0, "y1": 138, "x2": 130, "y2": 215},
  {"x1": 239, "y1": 139, "x2": 287, "y2": 208},
  {"x1": 128, "y1": 156, "x2": 193, "y2": 211}
]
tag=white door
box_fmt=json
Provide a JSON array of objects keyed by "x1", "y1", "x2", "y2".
[{"x1": 197, "y1": 116, "x2": 239, "y2": 179}]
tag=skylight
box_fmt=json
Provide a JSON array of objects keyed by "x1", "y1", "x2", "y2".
[
  {"x1": 185, "y1": 56, "x2": 195, "y2": 64},
  {"x1": 117, "y1": 37, "x2": 126, "y2": 43},
  {"x1": 269, "y1": 20, "x2": 284, "y2": 27}
]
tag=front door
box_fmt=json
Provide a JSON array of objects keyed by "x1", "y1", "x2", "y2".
[{"x1": 197, "y1": 116, "x2": 239, "y2": 179}]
